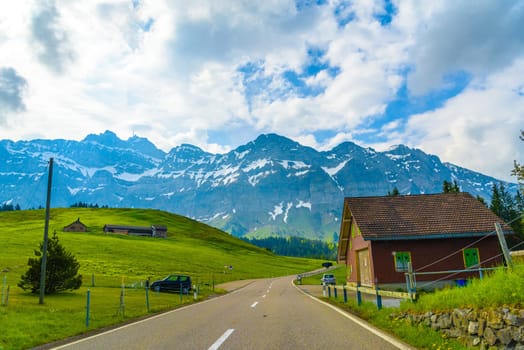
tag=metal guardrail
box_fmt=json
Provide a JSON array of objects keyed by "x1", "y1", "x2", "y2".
[
  {"x1": 296, "y1": 265, "x2": 341, "y2": 279},
  {"x1": 344, "y1": 283, "x2": 415, "y2": 300},
  {"x1": 318, "y1": 283, "x2": 412, "y2": 310}
]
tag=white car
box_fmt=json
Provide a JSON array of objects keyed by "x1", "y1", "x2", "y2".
[{"x1": 321, "y1": 274, "x2": 336, "y2": 285}]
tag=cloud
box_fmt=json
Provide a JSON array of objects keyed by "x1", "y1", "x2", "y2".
[
  {"x1": 406, "y1": 0, "x2": 524, "y2": 94},
  {"x1": 0, "y1": 67, "x2": 28, "y2": 123},
  {"x1": 0, "y1": 1, "x2": 522, "y2": 184},
  {"x1": 165, "y1": 1, "x2": 327, "y2": 79},
  {"x1": 401, "y1": 59, "x2": 524, "y2": 182},
  {"x1": 31, "y1": 1, "x2": 74, "y2": 74}
]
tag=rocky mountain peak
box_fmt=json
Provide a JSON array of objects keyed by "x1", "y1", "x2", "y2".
[{"x1": 0, "y1": 132, "x2": 518, "y2": 241}]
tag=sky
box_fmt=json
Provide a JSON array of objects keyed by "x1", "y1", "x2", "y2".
[{"x1": 0, "y1": 0, "x2": 522, "y2": 182}]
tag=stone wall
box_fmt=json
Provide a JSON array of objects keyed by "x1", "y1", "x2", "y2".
[{"x1": 392, "y1": 307, "x2": 524, "y2": 349}]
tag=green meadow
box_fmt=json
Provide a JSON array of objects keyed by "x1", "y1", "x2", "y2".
[{"x1": 0, "y1": 208, "x2": 323, "y2": 349}]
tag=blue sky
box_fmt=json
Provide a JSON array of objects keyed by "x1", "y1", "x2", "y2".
[{"x1": 0, "y1": 1, "x2": 523, "y2": 182}]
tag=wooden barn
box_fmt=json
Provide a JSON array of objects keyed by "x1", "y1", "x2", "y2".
[
  {"x1": 103, "y1": 224, "x2": 167, "y2": 238},
  {"x1": 63, "y1": 218, "x2": 88, "y2": 232},
  {"x1": 337, "y1": 193, "x2": 513, "y2": 290}
]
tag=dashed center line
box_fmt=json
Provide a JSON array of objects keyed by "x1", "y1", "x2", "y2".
[
  {"x1": 251, "y1": 301, "x2": 259, "y2": 308},
  {"x1": 208, "y1": 329, "x2": 235, "y2": 350}
]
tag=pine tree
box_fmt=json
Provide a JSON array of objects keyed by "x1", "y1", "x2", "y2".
[
  {"x1": 490, "y1": 183, "x2": 515, "y2": 222},
  {"x1": 443, "y1": 180, "x2": 460, "y2": 193},
  {"x1": 511, "y1": 130, "x2": 524, "y2": 193},
  {"x1": 387, "y1": 187, "x2": 400, "y2": 196},
  {"x1": 489, "y1": 183, "x2": 523, "y2": 239},
  {"x1": 18, "y1": 232, "x2": 82, "y2": 294}
]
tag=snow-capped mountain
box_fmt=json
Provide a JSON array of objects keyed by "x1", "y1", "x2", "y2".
[{"x1": 0, "y1": 131, "x2": 518, "y2": 241}]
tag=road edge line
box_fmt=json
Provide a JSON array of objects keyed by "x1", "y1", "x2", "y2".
[{"x1": 292, "y1": 280, "x2": 415, "y2": 350}]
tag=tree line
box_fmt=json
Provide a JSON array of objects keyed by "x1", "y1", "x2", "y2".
[
  {"x1": 0, "y1": 203, "x2": 21, "y2": 211},
  {"x1": 242, "y1": 236, "x2": 337, "y2": 260},
  {"x1": 69, "y1": 201, "x2": 109, "y2": 208}
]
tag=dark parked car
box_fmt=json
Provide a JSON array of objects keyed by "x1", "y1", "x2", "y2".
[{"x1": 150, "y1": 274, "x2": 192, "y2": 293}]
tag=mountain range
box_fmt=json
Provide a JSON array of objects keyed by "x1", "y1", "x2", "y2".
[{"x1": 0, "y1": 130, "x2": 518, "y2": 241}]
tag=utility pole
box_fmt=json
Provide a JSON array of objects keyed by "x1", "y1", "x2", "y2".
[
  {"x1": 495, "y1": 222, "x2": 513, "y2": 269},
  {"x1": 39, "y1": 158, "x2": 54, "y2": 304}
]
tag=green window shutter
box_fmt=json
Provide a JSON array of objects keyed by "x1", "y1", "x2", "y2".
[
  {"x1": 394, "y1": 252, "x2": 411, "y2": 272},
  {"x1": 463, "y1": 248, "x2": 480, "y2": 268}
]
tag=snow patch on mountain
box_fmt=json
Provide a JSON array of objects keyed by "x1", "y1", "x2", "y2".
[
  {"x1": 269, "y1": 202, "x2": 284, "y2": 220},
  {"x1": 116, "y1": 168, "x2": 160, "y2": 182},
  {"x1": 386, "y1": 153, "x2": 410, "y2": 160},
  {"x1": 248, "y1": 170, "x2": 274, "y2": 186},
  {"x1": 235, "y1": 150, "x2": 250, "y2": 160},
  {"x1": 292, "y1": 170, "x2": 310, "y2": 177},
  {"x1": 296, "y1": 200, "x2": 312, "y2": 210},
  {"x1": 243, "y1": 159, "x2": 271, "y2": 172},
  {"x1": 67, "y1": 186, "x2": 82, "y2": 195},
  {"x1": 279, "y1": 160, "x2": 309, "y2": 169},
  {"x1": 322, "y1": 159, "x2": 349, "y2": 176},
  {"x1": 283, "y1": 202, "x2": 292, "y2": 223}
]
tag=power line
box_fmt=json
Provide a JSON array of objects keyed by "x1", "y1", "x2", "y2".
[{"x1": 415, "y1": 212, "x2": 524, "y2": 273}]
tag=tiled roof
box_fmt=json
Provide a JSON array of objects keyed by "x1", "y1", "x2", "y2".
[{"x1": 344, "y1": 192, "x2": 513, "y2": 240}]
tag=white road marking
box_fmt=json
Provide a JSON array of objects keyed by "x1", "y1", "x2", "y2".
[
  {"x1": 251, "y1": 301, "x2": 259, "y2": 308},
  {"x1": 208, "y1": 329, "x2": 235, "y2": 350},
  {"x1": 262, "y1": 294, "x2": 266, "y2": 298}
]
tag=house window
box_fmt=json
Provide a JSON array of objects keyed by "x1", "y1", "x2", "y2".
[
  {"x1": 394, "y1": 252, "x2": 411, "y2": 272},
  {"x1": 463, "y1": 248, "x2": 480, "y2": 268}
]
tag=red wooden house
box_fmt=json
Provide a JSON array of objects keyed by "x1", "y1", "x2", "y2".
[{"x1": 337, "y1": 193, "x2": 513, "y2": 290}]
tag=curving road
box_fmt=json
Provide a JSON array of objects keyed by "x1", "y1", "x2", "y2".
[{"x1": 51, "y1": 276, "x2": 413, "y2": 350}]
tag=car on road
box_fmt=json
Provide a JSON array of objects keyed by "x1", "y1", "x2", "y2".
[
  {"x1": 150, "y1": 274, "x2": 192, "y2": 293},
  {"x1": 320, "y1": 273, "x2": 336, "y2": 285}
]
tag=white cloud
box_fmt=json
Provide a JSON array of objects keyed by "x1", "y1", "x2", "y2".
[
  {"x1": 406, "y1": 0, "x2": 524, "y2": 94},
  {"x1": 402, "y1": 59, "x2": 524, "y2": 182},
  {"x1": 0, "y1": 0, "x2": 522, "y2": 184}
]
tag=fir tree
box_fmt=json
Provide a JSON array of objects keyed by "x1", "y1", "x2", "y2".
[
  {"x1": 490, "y1": 183, "x2": 523, "y2": 239},
  {"x1": 443, "y1": 180, "x2": 460, "y2": 193},
  {"x1": 19, "y1": 232, "x2": 82, "y2": 294},
  {"x1": 511, "y1": 130, "x2": 524, "y2": 193},
  {"x1": 387, "y1": 187, "x2": 400, "y2": 196}
]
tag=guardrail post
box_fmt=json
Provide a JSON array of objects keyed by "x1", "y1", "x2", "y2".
[
  {"x1": 334, "y1": 286, "x2": 338, "y2": 299},
  {"x1": 322, "y1": 283, "x2": 326, "y2": 297},
  {"x1": 375, "y1": 286, "x2": 382, "y2": 310},
  {"x1": 327, "y1": 285, "x2": 331, "y2": 298},
  {"x1": 85, "y1": 289, "x2": 91, "y2": 327},
  {"x1": 145, "y1": 287, "x2": 150, "y2": 312},
  {"x1": 356, "y1": 283, "x2": 362, "y2": 306},
  {"x1": 343, "y1": 286, "x2": 347, "y2": 303}
]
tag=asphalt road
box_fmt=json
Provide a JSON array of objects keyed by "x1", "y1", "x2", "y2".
[{"x1": 51, "y1": 276, "x2": 413, "y2": 350}]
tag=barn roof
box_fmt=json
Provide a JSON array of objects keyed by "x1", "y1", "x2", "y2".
[
  {"x1": 343, "y1": 192, "x2": 513, "y2": 240},
  {"x1": 103, "y1": 224, "x2": 167, "y2": 231}
]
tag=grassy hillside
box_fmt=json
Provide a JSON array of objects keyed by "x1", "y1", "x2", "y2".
[
  {"x1": 0, "y1": 208, "x2": 323, "y2": 349},
  {"x1": 2, "y1": 208, "x2": 321, "y2": 280}
]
